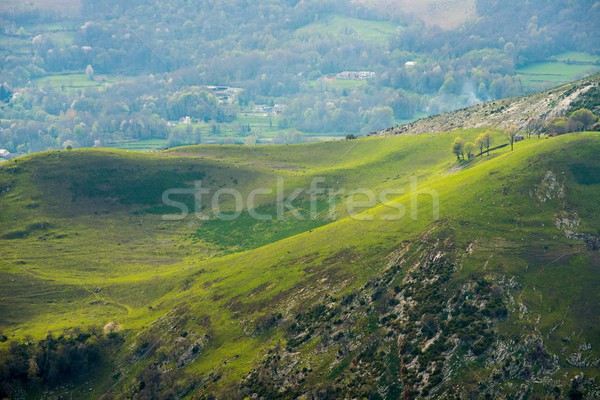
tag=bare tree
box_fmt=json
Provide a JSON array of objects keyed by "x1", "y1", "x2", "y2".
[
  {"x1": 476, "y1": 134, "x2": 485, "y2": 156},
  {"x1": 482, "y1": 131, "x2": 494, "y2": 156},
  {"x1": 526, "y1": 118, "x2": 543, "y2": 139},
  {"x1": 505, "y1": 125, "x2": 519, "y2": 151}
]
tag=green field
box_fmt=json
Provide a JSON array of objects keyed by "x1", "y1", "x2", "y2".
[
  {"x1": 105, "y1": 139, "x2": 168, "y2": 151},
  {"x1": 168, "y1": 113, "x2": 348, "y2": 145},
  {"x1": 34, "y1": 73, "x2": 122, "y2": 92},
  {"x1": 1, "y1": 18, "x2": 78, "y2": 56},
  {"x1": 295, "y1": 15, "x2": 400, "y2": 45},
  {"x1": 550, "y1": 51, "x2": 600, "y2": 63},
  {"x1": 517, "y1": 54, "x2": 600, "y2": 89},
  {"x1": 1, "y1": 127, "x2": 599, "y2": 397}
]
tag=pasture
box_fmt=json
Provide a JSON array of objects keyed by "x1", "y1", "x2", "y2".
[
  {"x1": 295, "y1": 15, "x2": 400, "y2": 46},
  {"x1": 517, "y1": 60, "x2": 600, "y2": 89},
  {"x1": 34, "y1": 73, "x2": 122, "y2": 93}
]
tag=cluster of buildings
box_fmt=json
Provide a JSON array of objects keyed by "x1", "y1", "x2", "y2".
[
  {"x1": 252, "y1": 104, "x2": 287, "y2": 114},
  {"x1": 205, "y1": 86, "x2": 244, "y2": 105},
  {"x1": 335, "y1": 71, "x2": 376, "y2": 80}
]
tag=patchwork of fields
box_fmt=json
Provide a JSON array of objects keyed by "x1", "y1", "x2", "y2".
[{"x1": 517, "y1": 52, "x2": 600, "y2": 90}]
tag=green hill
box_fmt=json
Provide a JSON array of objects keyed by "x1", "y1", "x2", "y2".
[{"x1": 1, "y1": 125, "x2": 599, "y2": 397}]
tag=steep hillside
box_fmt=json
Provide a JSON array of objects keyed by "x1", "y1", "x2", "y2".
[
  {"x1": 1, "y1": 127, "x2": 599, "y2": 398},
  {"x1": 387, "y1": 73, "x2": 600, "y2": 135}
]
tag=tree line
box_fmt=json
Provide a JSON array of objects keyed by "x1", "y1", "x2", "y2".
[
  {"x1": 451, "y1": 108, "x2": 599, "y2": 160},
  {"x1": 0, "y1": 328, "x2": 122, "y2": 398}
]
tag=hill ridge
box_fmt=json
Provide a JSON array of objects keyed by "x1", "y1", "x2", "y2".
[
  {"x1": 382, "y1": 73, "x2": 600, "y2": 135},
  {"x1": 0, "y1": 106, "x2": 599, "y2": 397}
]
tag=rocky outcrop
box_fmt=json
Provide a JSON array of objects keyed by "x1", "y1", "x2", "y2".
[{"x1": 383, "y1": 75, "x2": 599, "y2": 136}]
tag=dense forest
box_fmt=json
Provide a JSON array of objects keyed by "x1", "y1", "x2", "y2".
[{"x1": 0, "y1": 0, "x2": 598, "y2": 153}]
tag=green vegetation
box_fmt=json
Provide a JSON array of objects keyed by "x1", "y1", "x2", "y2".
[
  {"x1": 295, "y1": 15, "x2": 399, "y2": 45},
  {"x1": 1, "y1": 126, "x2": 599, "y2": 397},
  {"x1": 0, "y1": 328, "x2": 122, "y2": 397},
  {"x1": 2, "y1": 0, "x2": 600, "y2": 397},
  {"x1": 105, "y1": 139, "x2": 168, "y2": 151},
  {"x1": 34, "y1": 73, "x2": 119, "y2": 91},
  {"x1": 517, "y1": 61, "x2": 600, "y2": 88},
  {"x1": 196, "y1": 201, "x2": 331, "y2": 253},
  {"x1": 550, "y1": 52, "x2": 600, "y2": 63},
  {"x1": 2, "y1": 0, "x2": 599, "y2": 154}
]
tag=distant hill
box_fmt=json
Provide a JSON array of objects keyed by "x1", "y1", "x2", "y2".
[{"x1": 386, "y1": 73, "x2": 600, "y2": 135}]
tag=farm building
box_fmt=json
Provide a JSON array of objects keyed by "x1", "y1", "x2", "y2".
[{"x1": 336, "y1": 71, "x2": 376, "y2": 80}]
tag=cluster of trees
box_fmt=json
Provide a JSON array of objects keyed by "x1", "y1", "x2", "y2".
[
  {"x1": 1, "y1": 0, "x2": 599, "y2": 153},
  {"x1": 546, "y1": 108, "x2": 599, "y2": 135},
  {"x1": 452, "y1": 108, "x2": 599, "y2": 161},
  {"x1": 453, "y1": 131, "x2": 494, "y2": 160},
  {"x1": 0, "y1": 328, "x2": 122, "y2": 398}
]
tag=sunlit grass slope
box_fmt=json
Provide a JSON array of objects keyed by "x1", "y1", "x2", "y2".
[{"x1": 0, "y1": 131, "x2": 599, "y2": 397}]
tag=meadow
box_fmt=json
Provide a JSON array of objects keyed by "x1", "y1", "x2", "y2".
[
  {"x1": 34, "y1": 73, "x2": 122, "y2": 93},
  {"x1": 517, "y1": 52, "x2": 600, "y2": 89},
  {"x1": 295, "y1": 15, "x2": 400, "y2": 45},
  {"x1": 105, "y1": 139, "x2": 168, "y2": 151},
  {"x1": 1, "y1": 129, "x2": 599, "y2": 397},
  {"x1": 550, "y1": 51, "x2": 600, "y2": 63}
]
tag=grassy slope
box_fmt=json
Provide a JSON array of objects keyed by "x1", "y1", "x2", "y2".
[
  {"x1": 1, "y1": 131, "x2": 599, "y2": 397},
  {"x1": 355, "y1": 0, "x2": 476, "y2": 29},
  {"x1": 517, "y1": 62, "x2": 600, "y2": 88},
  {"x1": 294, "y1": 15, "x2": 399, "y2": 46}
]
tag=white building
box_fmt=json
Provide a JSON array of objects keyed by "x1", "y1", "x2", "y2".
[{"x1": 336, "y1": 71, "x2": 376, "y2": 80}]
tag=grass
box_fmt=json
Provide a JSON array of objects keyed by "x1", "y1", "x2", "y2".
[
  {"x1": 1, "y1": 131, "x2": 599, "y2": 396},
  {"x1": 167, "y1": 114, "x2": 348, "y2": 145},
  {"x1": 195, "y1": 200, "x2": 331, "y2": 253},
  {"x1": 517, "y1": 57, "x2": 600, "y2": 89},
  {"x1": 550, "y1": 52, "x2": 600, "y2": 64},
  {"x1": 34, "y1": 74, "x2": 121, "y2": 92},
  {"x1": 360, "y1": 0, "x2": 477, "y2": 30},
  {"x1": 295, "y1": 15, "x2": 399, "y2": 46},
  {"x1": 105, "y1": 139, "x2": 168, "y2": 151}
]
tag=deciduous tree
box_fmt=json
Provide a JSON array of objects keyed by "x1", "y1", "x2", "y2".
[
  {"x1": 452, "y1": 137, "x2": 465, "y2": 160},
  {"x1": 483, "y1": 131, "x2": 494, "y2": 156},
  {"x1": 570, "y1": 108, "x2": 597, "y2": 131},
  {"x1": 505, "y1": 124, "x2": 519, "y2": 151},
  {"x1": 464, "y1": 142, "x2": 476, "y2": 160}
]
